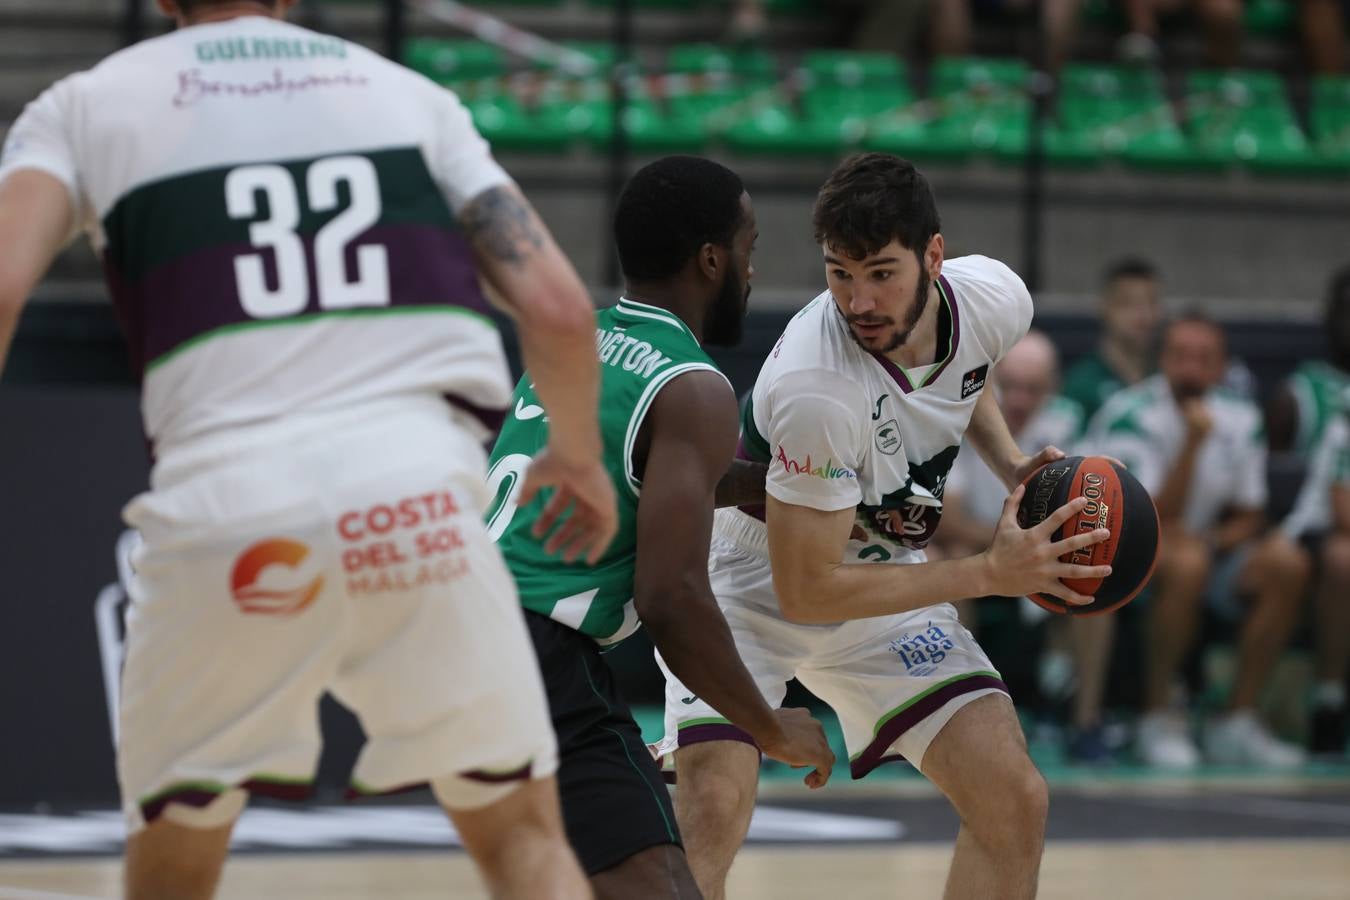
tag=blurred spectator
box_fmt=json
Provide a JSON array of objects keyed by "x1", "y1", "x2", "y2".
[
  {"x1": 942, "y1": 332, "x2": 1120, "y2": 764},
  {"x1": 1299, "y1": 0, "x2": 1347, "y2": 74},
  {"x1": 728, "y1": 0, "x2": 767, "y2": 43},
  {"x1": 1082, "y1": 315, "x2": 1308, "y2": 769},
  {"x1": 843, "y1": 1, "x2": 1083, "y2": 75},
  {"x1": 1118, "y1": 0, "x2": 1242, "y2": 68},
  {"x1": 1269, "y1": 266, "x2": 1350, "y2": 756},
  {"x1": 1062, "y1": 258, "x2": 1162, "y2": 425}
]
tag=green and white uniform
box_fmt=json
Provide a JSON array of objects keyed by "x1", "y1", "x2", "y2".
[
  {"x1": 659, "y1": 256, "x2": 1032, "y2": 778},
  {"x1": 1080, "y1": 375, "x2": 1268, "y2": 533},
  {"x1": 1, "y1": 15, "x2": 557, "y2": 830},
  {"x1": 1286, "y1": 361, "x2": 1350, "y2": 457},
  {"x1": 1062, "y1": 351, "x2": 1129, "y2": 425},
  {"x1": 485, "y1": 298, "x2": 727, "y2": 646}
]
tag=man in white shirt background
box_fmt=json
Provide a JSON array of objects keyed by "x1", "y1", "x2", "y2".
[{"x1": 1083, "y1": 314, "x2": 1308, "y2": 769}]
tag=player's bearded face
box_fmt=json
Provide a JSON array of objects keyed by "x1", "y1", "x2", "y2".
[
  {"x1": 841, "y1": 264, "x2": 930, "y2": 354},
  {"x1": 704, "y1": 264, "x2": 748, "y2": 346}
]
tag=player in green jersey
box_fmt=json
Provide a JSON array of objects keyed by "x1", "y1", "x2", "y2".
[
  {"x1": 485, "y1": 156, "x2": 835, "y2": 899},
  {"x1": 1061, "y1": 258, "x2": 1162, "y2": 423}
]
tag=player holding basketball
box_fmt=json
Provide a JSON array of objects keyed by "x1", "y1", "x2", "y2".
[
  {"x1": 659, "y1": 153, "x2": 1111, "y2": 900},
  {"x1": 485, "y1": 156, "x2": 835, "y2": 899},
  {"x1": 0, "y1": 2, "x2": 613, "y2": 898}
]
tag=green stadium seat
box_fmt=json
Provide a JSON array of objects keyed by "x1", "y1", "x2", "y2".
[
  {"x1": 666, "y1": 44, "x2": 778, "y2": 82},
  {"x1": 1183, "y1": 70, "x2": 1313, "y2": 172},
  {"x1": 464, "y1": 88, "x2": 570, "y2": 152},
  {"x1": 926, "y1": 57, "x2": 1030, "y2": 160},
  {"x1": 1056, "y1": 63, "x2": 1192, "y2": 167},
  {"x1": 1310, "y1": 75, "x2": 1350, "y2": 171},
  {"x1": 403, "y1": 39, "x2": 504, "y2": 82},
  {"x1": 800, "y1": 50, "x2": 904, "y2": 88}
]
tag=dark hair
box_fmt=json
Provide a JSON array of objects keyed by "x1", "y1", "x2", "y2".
[
  {"x1": 1166, "y1": 309, "x2": 1227, "y2": 352},
  {"x1": 614, "y1": 156, "x2": 745, "y2": 281},
  {"x1": 1102, "y1": 257, "x2": 1158, "y2": 287},
  {"x1": 811, "y1": 153, "x2": 940, "y2": 260}
]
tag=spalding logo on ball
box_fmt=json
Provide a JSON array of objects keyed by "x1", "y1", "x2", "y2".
[{"x1": 1016, "y1": 455, "x2": 1160, "y2": 616}]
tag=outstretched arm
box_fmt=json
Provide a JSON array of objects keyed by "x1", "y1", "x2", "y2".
[
  {"x1": 634, "y1": 371, "x2": 833, "y2": 786},
  {"x1": 0, "y1": 170, "x2": 73, "y2": 376}
]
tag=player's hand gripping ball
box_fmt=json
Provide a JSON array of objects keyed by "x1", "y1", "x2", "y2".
[{"x1": 1016, "y1": 455, "x2": 1160, "y2": 615}]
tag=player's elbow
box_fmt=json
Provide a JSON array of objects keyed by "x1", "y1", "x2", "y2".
[{"x1": 518, "y1": 285, "x2": 595, "y2": 342}]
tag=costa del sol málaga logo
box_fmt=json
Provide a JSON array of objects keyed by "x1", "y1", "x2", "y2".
[{"x1": 229, "y1": 538, "x2": 324, "y2": 615}]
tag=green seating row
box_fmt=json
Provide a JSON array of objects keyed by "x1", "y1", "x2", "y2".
[{"x1": 426, "y1": 50, "x2": 1350, "y2": 174}]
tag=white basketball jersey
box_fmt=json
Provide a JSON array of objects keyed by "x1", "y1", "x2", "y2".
[
  {"x1": 736, "y1": 255, "x2": 1034, "y2": 565},
  {"x1": 0, "y1": 16, "x2": 514, "y2": 457}
]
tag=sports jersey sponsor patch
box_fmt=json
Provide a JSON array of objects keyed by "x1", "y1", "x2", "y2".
[
  {"x1": 230, "y1": 538, "x2": 323, "y2": 615},
  {"x1": 960, "y1": 364, "x2": 989, "y2": 399},
  {"x1": 775, "y1": 445, "x2": 857, "y2": 480},
  {"x1": 874, "y1": 419, "x2": 901, "y2": 456}
]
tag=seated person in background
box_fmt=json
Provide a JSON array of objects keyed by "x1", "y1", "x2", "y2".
[
  {"x1": 1082, "y1": 315, "x2": 1308, "y2": 769},
  {"x1": 942, "y1": 331, "x2": 1118, "y2": 765},
  {"x1": 838, "y1": 1, "x2": 1082, "y2": 76},
  {"x1": 1268, "y1": 266, "x2": 1350, "y2": 756},
  {"x1": 1299, "y1": 0, "x2": 1347, "y2": 75},
  {"x1": 1062, "y1": 258, "x2": 1162, "y2": 426},
  {"x1": 1118, "y1": 0, "x2": 1243, "y2": 67},
  {"x1": 1281, "y1": 396, "x2": 1350, "y2": 757}
]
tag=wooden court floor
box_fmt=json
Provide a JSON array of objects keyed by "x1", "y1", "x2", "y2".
[{"x1": 3, "y1": 840, "x2": 1349, "y2": 900}]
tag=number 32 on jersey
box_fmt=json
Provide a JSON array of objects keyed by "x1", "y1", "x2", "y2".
[{"x1": 225, "y1": 154, "x2": 390, "y2": 318}]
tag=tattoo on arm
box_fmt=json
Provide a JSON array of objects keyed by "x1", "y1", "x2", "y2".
[
  {"x1": 459, "y1": 186, "x2": 545, "y2": 269},
  {"x1": 715, "y1": 459, "x2": 769, "y2": 509}
]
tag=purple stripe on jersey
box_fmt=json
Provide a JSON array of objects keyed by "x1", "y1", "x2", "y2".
[
  {"x1": 444, "y1": 393, "x2": 508, "y2": 438},
  {"x1": 925, "y1": 274, "x2": 962, "y2": 385},
  {"x1": 848, "y1": 674, "x2": 1007, "y2": 779},
  {"x1": 867, "y1": 274, "x2": 962, "y2": 394},
  {"x1": 678, "y1": 722, "x2": 759, "y2": 749},
  {"x1": 140, "y1": 778, "x2": 313, "y2": 825},
  {"x1": 104, "y1": 223, "x2": 489, "y2": 376},
  {"x1": 870, "y1": 352, "x2": 916, "y2": 394}
]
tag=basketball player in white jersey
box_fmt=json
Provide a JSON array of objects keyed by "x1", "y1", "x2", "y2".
[
  {"x1": 0, "y1": 2, "x2": 615, "y2": 898},
  {"x1": 659, "y1": 154, "x2": 1112, "y2": 900}
]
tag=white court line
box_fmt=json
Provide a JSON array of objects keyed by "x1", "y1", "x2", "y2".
[{"x1": 0, "y1": 887, "x2": 106, "y2": 900}]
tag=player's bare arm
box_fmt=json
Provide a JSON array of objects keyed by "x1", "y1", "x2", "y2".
[
  {"x1": 634, "y1": 371, "x2": 834, "y2": 787},
  {"x1": 967, "y1": 385, "x2": 1065, "y2": 490},
  {"x1": 767, "y1": 486, "x2": 1111, "y2": 624},
  {"x1": 714, "y1": 459, "x2": 769, "y2": 508},
  {"x1": 460, "y1": 183, "x2": 616, "y2": 562},
  {"x1": 0, "y1": 170, "x2": 74, "y2": 375}
]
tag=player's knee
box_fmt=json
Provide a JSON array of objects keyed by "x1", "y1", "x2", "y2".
[
  {"x1": 675, "y1": 746, "x2": 758, "y2": 827},
  {"x1": 1161, "y1": 533, "x2": 1212, "y2": 583},
  {"x1": 969, "y1": 763, "x2": 1048, "y2": 857},
  {"x1": 1252, "y1": 536, "x2": 1312, "y2": 591}
]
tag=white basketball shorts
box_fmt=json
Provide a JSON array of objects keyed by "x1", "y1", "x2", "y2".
[
  {"x1": 657, "y1": 510, "x2": 1008, "y2": 777},
  {"x1": 117, "y1": 396, "x2": 556, "y2": 831}
]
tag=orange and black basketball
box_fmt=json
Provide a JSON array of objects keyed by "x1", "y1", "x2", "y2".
[{"x1": 1015, "y1": 455, "x2": 1160, "y2": 616}]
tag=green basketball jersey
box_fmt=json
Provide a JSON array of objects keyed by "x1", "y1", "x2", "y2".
[
  {"x1": 1062, "y1": 351, "x2": 1132, "y2": 425},
  {"x1": 484, "y1": 298, "x2": 725, "y2": 645},
  {"x1": 1287, "y1": 360, "x2": 1350, "y2": 456}
]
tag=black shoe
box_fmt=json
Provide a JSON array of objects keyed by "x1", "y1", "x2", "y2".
[{"x1": 1310, "y1": 705, "x2": 1347, "y2": 758}]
